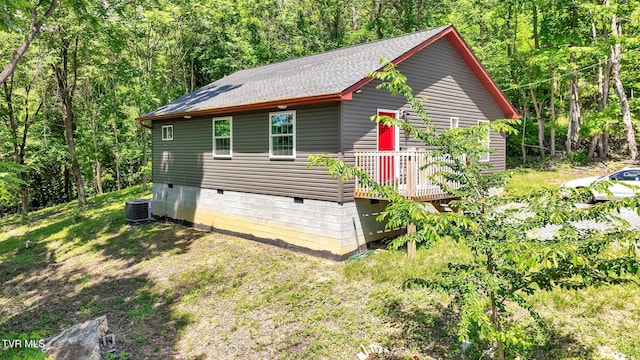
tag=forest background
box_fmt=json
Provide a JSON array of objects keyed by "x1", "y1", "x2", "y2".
[{"x1": 1, "y1": 0, "x2": 639, "y2": 216}]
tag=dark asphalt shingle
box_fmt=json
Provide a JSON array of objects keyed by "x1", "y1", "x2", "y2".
[{"x1": 144, "y1": 25, "x2": 450, "y2": 117}]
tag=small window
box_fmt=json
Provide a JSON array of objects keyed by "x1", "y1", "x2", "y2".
[
  {"x1": 162, "y1": 125, "x2": 173, "y2": 141},
  {"x1": 478, "y1": 120, "x2": 490, "y2": 162},
  {"x1": 269, "y1": 111, "x2": 296, "y2": 159},
  {"x1": 213, "y1": 117, "x2": 232, "y2": 158},
  {"x1": 450, "y1": 117, "x2": 459, "y2": 129}
]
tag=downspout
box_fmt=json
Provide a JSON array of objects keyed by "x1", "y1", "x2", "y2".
[{"x1": 338, "y1": 102, "x2": 345, "y2": 204}]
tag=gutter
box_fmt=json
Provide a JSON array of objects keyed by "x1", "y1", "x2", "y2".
[{"x1": 137, "y1": 118, "x2": 152, "y2": 129}]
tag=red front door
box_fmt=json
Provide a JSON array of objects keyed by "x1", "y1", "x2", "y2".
[{"x1": 377, "y1": 111, "x2": 396, "y2": 183}]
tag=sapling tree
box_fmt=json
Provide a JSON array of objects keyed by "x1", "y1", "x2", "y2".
[{"x1": 309, "y1": 63, "x2": 640, "y2": 359}]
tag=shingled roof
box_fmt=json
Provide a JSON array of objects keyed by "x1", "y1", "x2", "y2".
[{"x1": 139, "y1": 25, "x2": 517, "y2": 122}]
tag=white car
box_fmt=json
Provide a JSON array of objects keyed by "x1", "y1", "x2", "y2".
[{"x1": 562, "y1": 167, "x2": 640, "y2": 201}]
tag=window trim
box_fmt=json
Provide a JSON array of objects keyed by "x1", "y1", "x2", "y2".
[
  {"x1": 269, "y1": 110, "x2": 296, "y2": 159},
  {"x1": 161, "y1": 125, "x2": 173, "y2": 141},
  {"x1": 212, "y1": 117, "x2": 233, "y2": 159},
  {"x1": 478, "y1": 120, "x2": 490, "y2": 162},
  {"x1": 450, "y1": 117, "x2": 459, "y2": 129}
]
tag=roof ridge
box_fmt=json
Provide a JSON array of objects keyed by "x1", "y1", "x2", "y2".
[{"x1": 232, "y1": 24, "x2": 452, "y2": 76}]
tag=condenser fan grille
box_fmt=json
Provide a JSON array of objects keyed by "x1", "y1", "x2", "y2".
[{"x1": 125, "y1": 199, "x2": 151, "y2": 222}]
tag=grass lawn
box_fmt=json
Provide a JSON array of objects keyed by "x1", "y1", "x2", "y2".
[
  {"x1": 0, "y1": 169, "x2": 639, "y2": 359},
  {"x1": 504, "y1": 163, "x2": 614, "y2": 196}
]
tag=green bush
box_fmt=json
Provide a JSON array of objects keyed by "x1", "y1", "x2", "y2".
[{"x1": 566, "y1": 151, "x2": 590, "y2": 166}]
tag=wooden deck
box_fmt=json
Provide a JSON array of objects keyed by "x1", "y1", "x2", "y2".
[{"x1": 354, "y1": 151, "x2": 462, "y2": 201}]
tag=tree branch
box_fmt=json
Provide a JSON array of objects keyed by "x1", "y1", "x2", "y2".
[{"x1": 0, "y1": 0, "x2": 58, "y2": 84}]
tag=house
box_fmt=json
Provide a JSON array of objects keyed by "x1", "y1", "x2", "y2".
[{"x1": 137, "y1": 25, "x2": 518, "y2": 260}]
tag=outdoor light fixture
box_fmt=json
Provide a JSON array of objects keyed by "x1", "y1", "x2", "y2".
[
  {"x1": 277, "y1": 105, "x2": 287, "y2": 109},
  {"x1": 183, "y1": 115, "x2": 192, "y2": 119},
  {"x1": 402, "y1": 110, "x2": 410, "y2": 150}
]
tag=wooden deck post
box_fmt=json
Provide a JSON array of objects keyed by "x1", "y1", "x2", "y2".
[
  {"x1": 407, "y1": 224, "x2": 417, "y2": 258},
  {"x1": 406, "y1": 154, "x2": 417, "y2": 258},
  {"x1": 407, "y1": 153, "x2": 415, "y2": 199}
]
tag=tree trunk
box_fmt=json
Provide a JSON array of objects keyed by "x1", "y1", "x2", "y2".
[
  {"x1": 2, "y1": 78, "x2": 27, "y2": 221},
  {"x1": 113, "y1": 122, "x2": 122, "y2": 190},
  {"x1": 603, "y1": 129, "x2": 609, "y2": 158},
  {"x1": 351, "y1": 2, "x2": 359, "y2": 30},
  {"x1": 529, "y1": 88, "x2": 545, "y2": 157},
  {"x1": 492, "y1": 295, "x2": 505, "y2": 360},
  {"x1": 588, "y1": 19, "x2": 602, "y2": 159},
  {"x1": 84, "y1": 80, "x2": 104, "y2": 195},
  {"x1": 372, "y1": 0, "x2": 384, "y2": 39},
  {"x1": 567, "y1": 52, "x2": 581, "y2": 153},
  {"x1": 64, "y1": 166, "x2": 71, "y2": 202},
  {"x1": 2, "y1": 70, "x2": 42, "y2": 221},
  {"x1": 549, "y1": 68, "x2": 556, "y2": 156},
  {"x1": 512, "y1": 5, "x2": 518, "y2": 55},
  {"x1": 521, "y1": 98, "x2": 529, "y2": 163},
  {"x1": 505, "y1": 3, "x2": 512, "y2": 57},
  {"x1": 110, "y1": 77, "x2": 122, "y2": 190},
  {"x1": 487, "y1": 252, "x2": 505, "y2": 360},
  {"x1": 90, "y1": 113, "x2": 103, "y2": 194},
  {"x1": 588, "y1": 135, "x2": 599, "y2": 158},
  {"x1": 94, "y1": 155, "x2": 103, "y2": 196},
  {"x1": 532, "y1": 3, "x2": 539, "y2": 50},
  {"x1": 598, "y1": 57, "x2": 611, "y2": 158},
  {"x1": 60, "y1": 91, "x2": 85, "y2": 205},
  {"x1": 608, "y1": 6, "x2": 638, "y2": 160},
  {"x1": 20, "y1": 188, "x2": 29, "y2": 222},
  {"x1": 53, "y1": 36, "x2": 85, "y2": 206},
  {"x1": 0, "y1": 0, "x2": 58, "y2": 84}
]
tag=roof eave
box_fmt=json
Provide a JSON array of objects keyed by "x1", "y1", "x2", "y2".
[{"x1": 136, "y1": 93, "x2": 346, "y2": 122}]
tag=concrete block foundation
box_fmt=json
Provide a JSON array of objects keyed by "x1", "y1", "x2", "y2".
[{"x1": 152, "y1": 183, "x2": 403, "y2": 259}]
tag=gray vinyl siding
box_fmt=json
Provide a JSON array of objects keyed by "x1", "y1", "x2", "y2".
[
  {"x1": 341, "y1": 37, "x2": 507, "y2": 201},
  {"x1": 152, "y1": 104, "x2": 341, "y2": 202}
]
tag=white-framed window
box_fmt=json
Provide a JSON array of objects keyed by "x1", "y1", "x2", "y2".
[
  {"x1": 478, "y1": 120, "x2": 490, "y2": 162},
  {"x1": 450, "y1": 117, "x2": 459, "y2": 129},
  {"x1": 162, "y1": 125, "x2": 173, "y2": 141},
  {"x1": 269, "y1": 111, "x2": 296, "y2": 159},
  {"x1": 213, "y1": 117, "x2": 232, "y2": 158}
]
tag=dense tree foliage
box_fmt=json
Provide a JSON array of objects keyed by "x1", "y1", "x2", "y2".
[{"x1": 1, "y1": 0, "x2": 639, "y2": 216}]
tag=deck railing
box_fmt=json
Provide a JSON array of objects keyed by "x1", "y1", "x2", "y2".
[{"x1": 354, "y1": 151, "x2": 463, "y2": 201}]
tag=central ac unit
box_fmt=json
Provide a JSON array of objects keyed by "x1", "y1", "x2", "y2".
[{"x1": 125, "y1": 199, "x2": 152, "y2": 222}]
